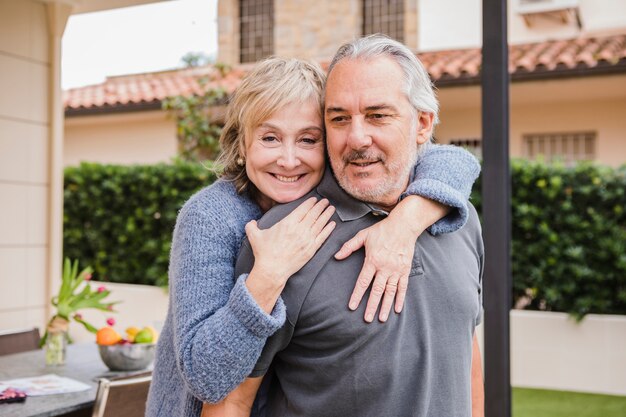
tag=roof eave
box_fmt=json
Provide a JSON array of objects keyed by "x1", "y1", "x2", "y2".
[
  {"x1": 64, "y1": 100, "x2": 163, "y2": 117},
  {"x1": 65, "y1": 60, "x2": 626, "y2": 114},
  {"x1": 435, "y1": 59, "x2": 626, "y2": 88}
]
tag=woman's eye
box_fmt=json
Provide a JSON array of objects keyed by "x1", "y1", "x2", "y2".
[
  {"x1": 261, "y1": 136, "x2": 278, "y2": 143},
  {"x1": 301, "y1": 137, "x2": 320, "y2": 145}
]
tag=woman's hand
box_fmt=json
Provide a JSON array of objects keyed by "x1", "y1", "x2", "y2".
[
  {"x1": 245, "y1": 198, "x2": 336, "y2": 313},
  {"x1": 335, "y1": 196, "x2": 449, "y2": 323}
]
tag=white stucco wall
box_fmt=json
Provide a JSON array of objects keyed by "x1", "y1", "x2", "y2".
[
  {"x1": 436, "y1": 75, "x2": 626, "y2": 167},
  {"x1": 0, "y1": 0, "x2": 51, "y2": 331},
  {"x1": 64, "y1": 110, "x2": 178, "y2": 166},
  {"x1": 419, "y1": 0, "x2": 626, "y2": 51},
  {"x1": 69, "y1": 281, "x2": 169, "y2": 344},
  {"x1": 510, "y1": 310, "x2": 626, "y2": 396}
]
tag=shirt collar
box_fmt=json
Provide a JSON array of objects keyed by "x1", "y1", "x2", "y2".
[{"x1": 316, "y1": 165, "x2": 389, "y2": 222}]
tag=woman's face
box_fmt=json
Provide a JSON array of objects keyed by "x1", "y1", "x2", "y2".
[{"x1": 245, "y1": 99, "x2": 325, "y2": 212}]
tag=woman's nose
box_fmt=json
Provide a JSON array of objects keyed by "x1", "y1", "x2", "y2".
[{"x1": 277, "y1": 145, "x2": 301, "y2": 169}]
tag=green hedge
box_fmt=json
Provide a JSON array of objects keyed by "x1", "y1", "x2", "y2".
[
  {"x1": 471, "y1": 161, "x2": 626, "y2": 318},
  {"x1": 64, "y1": 160, "x2": 626, "y2": 317},
  {"x1": 63, "y1": 161, "x2": 217, "y2": 287}
]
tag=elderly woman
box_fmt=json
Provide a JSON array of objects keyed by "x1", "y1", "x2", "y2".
[{"x1": 146, "y1": 57, "x2": 479, "y2": 417}]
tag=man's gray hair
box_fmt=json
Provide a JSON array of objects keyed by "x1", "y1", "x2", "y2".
[{"x1": 327, "y1": 34, "x2": 440, "y2": 126}]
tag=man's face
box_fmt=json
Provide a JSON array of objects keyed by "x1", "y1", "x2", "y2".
[{"x1": 324, "y1": 57, "x2": 433, "y2": 208}]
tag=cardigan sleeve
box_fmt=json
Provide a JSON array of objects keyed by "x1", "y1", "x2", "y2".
[
  {"x1": 402, "y1": 144, "x2": 481, "y2": 235},
  {"x1": 169, "y1": 195, "x2": 286, "y2": 404}
]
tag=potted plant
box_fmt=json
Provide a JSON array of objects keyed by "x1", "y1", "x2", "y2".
[{"x1": 41, "y1": 258, "x2": 118, "y2": 365}]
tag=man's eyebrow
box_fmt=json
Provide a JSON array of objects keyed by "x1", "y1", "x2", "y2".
[
  {"x1": 325, "y1": 106, "x2": 345, "y2": 114},
  {"x1": 325, "y1": 104, "x2": 399, "y2": 114},
  {"x1": 365, "y1": 104, "x2": 397, "y2": 112}
]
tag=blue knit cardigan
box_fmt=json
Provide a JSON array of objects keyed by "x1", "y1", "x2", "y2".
[{"x1": 146, "y1": 144, "x2": 480, "y2": 417}]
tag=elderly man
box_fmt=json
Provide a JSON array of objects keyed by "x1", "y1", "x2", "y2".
[{"x1": 206, "y1": 35, "x2": 484, "y2": 417}]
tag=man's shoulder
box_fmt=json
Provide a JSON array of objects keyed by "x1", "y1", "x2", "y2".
[
  {"x1": 450, "y1": 202, "x2": 484, "y2": 256},
  {"x1": 465, "y1": 203, "x2": 481, "y2": 232}
]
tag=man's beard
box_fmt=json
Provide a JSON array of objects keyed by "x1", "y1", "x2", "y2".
[{"x1": 331, "y1": 142, "x2": 422, "y2": 206}]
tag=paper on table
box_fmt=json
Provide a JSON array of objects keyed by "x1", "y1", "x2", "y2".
[{"x1": 0, "y1": 374, "x2": 90, "y2": 396}]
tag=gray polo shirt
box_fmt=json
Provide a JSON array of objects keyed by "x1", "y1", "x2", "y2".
[{"x1": 236, "y1": 169, "x2": 484, "y2": 417}]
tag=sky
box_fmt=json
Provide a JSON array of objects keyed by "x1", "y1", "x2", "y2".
[{"x1": 61, "y1": 0, "x2": 218, "y2": 90}]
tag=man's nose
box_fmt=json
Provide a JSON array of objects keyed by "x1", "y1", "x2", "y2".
[
  {"x1": 346, "y1": 118, "x2": 372, "y2": 150},
  {"x1": 277, "y1": 144, "x2": 301, "y2": 170}
]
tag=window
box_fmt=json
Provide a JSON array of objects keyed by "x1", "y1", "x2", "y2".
[
  {"x1": 240, "y1": 0, "x2": 273, "y2": 63},
  {"x1": 362, "y1": 0, "x2": 404, "y2": 42},
  {"x1": 450, "y1": 138, "x2": 482, "y2": 159},
  {"x1": 523, "y1": 131, "x2": 595, "y2": 165}
]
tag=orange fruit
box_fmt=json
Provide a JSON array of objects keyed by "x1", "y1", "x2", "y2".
[{"x1": 96, "y1": 327, "x2": 122, "y2": 345}]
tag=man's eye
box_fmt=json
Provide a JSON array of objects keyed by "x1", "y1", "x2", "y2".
[
  {"x1": 369, "y1": 113, "x2": 388, "y2": 119},
  {"x1": 330, "y1": 116, "x2": 348, "y2": 123}
]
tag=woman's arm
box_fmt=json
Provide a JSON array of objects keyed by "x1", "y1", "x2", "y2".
[
  {"x1": 244, "y1": 198, "x2": 335, "y2": 313},
  {"x1": 201, "y1": 377, "x2": 263, "y2": 417},
  {"x1": 169, "y1": 197, "x2": 281, "y2": 404},
  {"x1": 336, "y1": 144, "x2": 481, "y2": 322},
  {"x1": 472, "y1": 335, "x2": 485, "y2": 417},
  {"x1": 170, "y1": 194, "x2": 334, "y2": 403}
]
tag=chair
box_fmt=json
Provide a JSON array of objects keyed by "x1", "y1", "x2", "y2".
[
  {"x1": 91, "y1": 372, "x2": 152, "y2": 417},
  {"x1": 0, "y1": 327, "x2": 40, "y2": 356}
]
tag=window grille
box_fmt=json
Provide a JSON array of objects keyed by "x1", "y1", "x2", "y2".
[
  {"x1": 362, "y1": 0, "x2": 405, "y2": 42},
  {"x1": 523, "y1": 131, "x2": 595, "y2": 165},
  {"x1": 240, "y1": 0, "x2": 273, "y2": 63},
  {"x1": 450, "y1": 138, "x2": 482, "y2": 159}
]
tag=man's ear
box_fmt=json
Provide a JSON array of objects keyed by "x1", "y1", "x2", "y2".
[{"x1": 415, "y1": 112, "x2": 435, "y2": 145}]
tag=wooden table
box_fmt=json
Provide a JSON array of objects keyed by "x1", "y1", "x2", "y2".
[{"x1": 0, "y1": 343, "x2": 113, "y2": 417}]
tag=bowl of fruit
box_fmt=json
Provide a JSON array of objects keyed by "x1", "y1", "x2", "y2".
[{"x1": 96, "y1": 325, "x2": 158, "y2": 371}]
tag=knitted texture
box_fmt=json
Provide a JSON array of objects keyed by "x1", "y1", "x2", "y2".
[
  {"x1": 404, "y1": 144, "x2": 481, "y2": 235},
  {"x1": 145, "y1": 144, "x2": 479, "y2": 417},
  {"x1": 146, "y1": 180, "x2": 285, "y2": 417}
]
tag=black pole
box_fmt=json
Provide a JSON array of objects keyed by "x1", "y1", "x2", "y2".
[{"x1": 481, "y1": 1, "x2": 512, "y2": 417}]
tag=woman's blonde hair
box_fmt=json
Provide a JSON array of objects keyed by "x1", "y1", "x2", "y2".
[{"x1": 216, "y1": 57, "x2": 326, "y2": 194}]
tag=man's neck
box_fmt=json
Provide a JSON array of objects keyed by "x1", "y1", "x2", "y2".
[{"x1": 369, "y1": 179, "x2": 409, "y2": 212}]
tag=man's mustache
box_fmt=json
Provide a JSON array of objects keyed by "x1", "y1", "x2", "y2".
[{"x1": 342, "y1": 150, "x2": 385, "y2": 164}]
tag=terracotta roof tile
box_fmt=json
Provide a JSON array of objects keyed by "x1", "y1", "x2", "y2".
[{"x1": 64, "y1": 34, "x2": 626, "y2": 114}]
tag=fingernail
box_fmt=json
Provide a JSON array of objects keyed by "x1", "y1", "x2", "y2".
[
  {"x1": 380, "y1": 313, "x2": 388, "y2": 322},
  {"x1": 365, "y1": 313, "x2": 373, "y2": 322},
  {"x1": 349, "y1": 301, "x2": 357, "y2": 310}
]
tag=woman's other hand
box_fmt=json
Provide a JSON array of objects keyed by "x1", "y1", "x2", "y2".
[
  {"x1": 335, "y1": 196, "x2": 449, "y2": 323},
  {"x1": 245, "y1": 197, "x2": 335, "y2": 313}
]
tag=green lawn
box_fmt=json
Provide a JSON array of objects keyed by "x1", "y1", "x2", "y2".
[{"x1": 513, "y1": 388, "x2": 626, "y2": 417}]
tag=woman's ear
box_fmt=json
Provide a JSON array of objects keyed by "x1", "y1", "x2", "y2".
[
  {"x1": 415, "y1": 112, "x2": 435, "y2": 145},
  {"x1": 238, "y1": 134, "x2": 247, "y2": 159}
]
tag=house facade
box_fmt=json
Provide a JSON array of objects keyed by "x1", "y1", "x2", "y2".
[
  {"x1": 64, "y1": 0, "x2": 626, "y2": 167},
  {"x1": 217, "y1": 0, "x2": 626, "y2": 167}
]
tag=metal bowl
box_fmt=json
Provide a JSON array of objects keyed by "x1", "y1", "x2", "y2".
[{"x1": 97, "y1": 343, "x2": 156, "y2": 371}]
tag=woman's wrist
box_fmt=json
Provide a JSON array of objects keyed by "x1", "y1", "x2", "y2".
[
  {"x1": 245, "y1": 266, "x2": 287, "y2": 314},
  {"x1": 395, "y1": 195, "x2": 449, "y2": 236}
]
